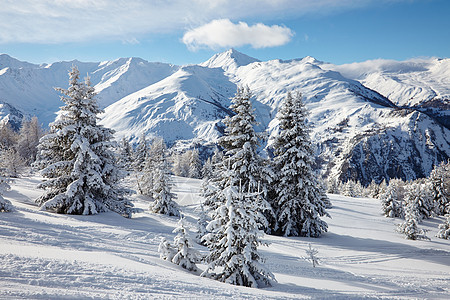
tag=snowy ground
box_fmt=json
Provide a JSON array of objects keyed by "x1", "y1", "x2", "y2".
[{"x1": 1, "y1": 174, "x2": 449, "y2": 299}]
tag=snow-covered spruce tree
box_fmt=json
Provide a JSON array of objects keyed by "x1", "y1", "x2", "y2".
[
  {"x1": 429, "y1": 161, "x2": 449, "y2": 216},
  {"x1": 34, "y1": 66, "x2": 134, "y2": 217},
  {"x1": 202, "y1": 182, "x2": 275, "y2": 288},
  {"x1": 397, "y1": 188, "x2": 429, "y2": 240},
  {"x1": 381, "y1": 181, "x2": 403, "y2": 218},
  {"x1": 196, "y1": 202, "x2": 209, "y2": 245},
  {"x1": 117, "y1": 137, "x2": 133, "y2": 172},
  {"x1": 172, "y1": 217, "x2": 201, "y2": 271},
  {"x1": 17, "y1": 116, "x2": 44, "y2": 165},
  {"x1": 138, "y1": 138, "x2": 165, "y2": 196},
  {"x1": 0, "y1": 148, "x2": 25, "y2": 178},
  {"x1": 201, "y1": 148, "x2": 224, "y2": 211},
  {"x1": 217, "y1": 86, "x2": 274, "y2": 231},
  {"x1": 188, "y1": 149, "x2": 202, "y2": 179},
  {"x1": 436, "y1": 214, "x2": 450, "y2": 239},
  {"x1": 409, "y1": 182, "x2": 435, "y2": 220},
  {"x1": 272, "y1": 92, "x2": 329, "y2": 237},
  {"x1": 201, "y1": 157, "x2": 213, "y2": 180},
  {"x1": 0, "y1": 174, "x2": 13, "y2": 212},
  {"x1": 133, "y1": 135, "x2": 148, "y2": 194},
  {"x1": 149, "y1": 145, "x2": 180, "y2": 217},
  {"x1": 0, "y1": 122, "x2": 17, "y2": 150},
  {"x1": 326, "y1": 177, "x2": 340, "y2": 194}
]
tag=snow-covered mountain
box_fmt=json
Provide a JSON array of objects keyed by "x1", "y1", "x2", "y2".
[
  {"x1": 1, "y1": 50, "x2": 449, "y2": 184},
  {"x1": 0, "y1": 54, "x2": 178, "y2": 125}
]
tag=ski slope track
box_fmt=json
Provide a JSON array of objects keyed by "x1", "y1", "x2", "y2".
[
  {"x1": 0, "y1": 175, "x2": 449, "y2": 299},
  {"x1": 0, "y1": 50, "x2": 449, "y2": 184}
]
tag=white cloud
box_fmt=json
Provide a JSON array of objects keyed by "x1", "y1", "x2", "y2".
[
  {"x1": 182, "y1": 19, "x2": 293, "y2": 50},
  {"x1": 0, "y1": 0, "x2": 406, "y2": 44}
]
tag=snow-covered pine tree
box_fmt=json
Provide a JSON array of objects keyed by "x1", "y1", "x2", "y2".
[
  {"x1": 429, "y1": 161, "x2": 449, "y2": 216},
  {"x1": 0, "y1": 174, "x2": 13, "y2": 212},
  {"x1": 409, "y1": 182, "x2": 435, "y2": 220},
  {"x1": 196, "y1": 202, "x2": 209, "y2": 245},
  {"x1": 272, "y1": 92, "x2": 329, "y2": 237},
  {"x1": 397, "y1": 187, "x2": 430, "y2": 240},
  {"x1": 149, "y1": 144, "x2": 180, "y2": 217},
  {"x1": 158, "y1": 237, "x2": 176, "y2": 262},
  {"x1": 0, "y1": 148, "x2": 25, "y2": 178},
  {"x1": 34, "y1": 66, "x2": 134, "y2": 217},
  {"x1": 187, "y1": 149, "x2": 202, "y2": 179},
  {"x1": 138, "y1": 137, "x2": 165, "y2": 196},
  {"x1": 436, "y1": 214, "x2": 450, "y2": 239},
  {"x1": 215, "y1": 86, "x2": 274, "y2": 232},
  {"x1": 201, "y1": 148, "x2": 224, "y2": 212},
  {"x1": 201, "y1": 157, "x2": 213, "y2": 180},
  {"x1": 381, "y1": 181, "x2": 403, "y2": 218},
  {"x1": 172, "y1": 217, "x2": 201, "y2": 271},
  {"x1": 0, "y1": 122, "x2": 17, "y2": 150},
  {"x1": 326, "y1": 177, "x2": 340, "y2": 194},
  {"x1": 202, "y1": 182, "x2": 275, "y2": 288},
  {"x1": 117, "y1": 137, "x2": 133, "y2": 172},
  {"x1": 133, "y1": 135, "x2": 148, "y2": 194},
  {"x1": 17, "y1": 116, "x2": 44, "y2": 165}
]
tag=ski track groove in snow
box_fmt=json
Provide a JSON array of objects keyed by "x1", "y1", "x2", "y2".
[{"x1": 0, "y1": 175, "x2": 449, "y2": 299}]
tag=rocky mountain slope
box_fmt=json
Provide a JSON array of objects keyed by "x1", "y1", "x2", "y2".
[{"x1": 0, "y1": 50, "x2": 449, "y2": 185}]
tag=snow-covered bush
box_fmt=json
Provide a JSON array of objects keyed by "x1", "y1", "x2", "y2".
[
  {"x1": 305, "y1": 244, "x2": 320, "y2": 268},
  {"x1": 158, "y1": 237, "x2": 176, "y2": 262},
  {"x1": 436, "y1": 214, "x2": 450, "y2": 240},
  {"x1": 171, "y1": 218, "x2": 200, "y2": 271},
  {"x1": 0, "y1": 175, "x2": 13, "y2": 212}
]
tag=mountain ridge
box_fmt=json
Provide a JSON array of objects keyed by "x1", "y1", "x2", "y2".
[{"x1": 0, "y1": 51, "x2": 449, "y2": 184}]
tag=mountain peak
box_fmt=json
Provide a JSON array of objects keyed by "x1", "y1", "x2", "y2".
[
  {"x1": 201, "y1": 49, "x2": 260, "y2": 72},
  {"x1": 0, "y1": 54, "x2": 36, "y2": 69}
]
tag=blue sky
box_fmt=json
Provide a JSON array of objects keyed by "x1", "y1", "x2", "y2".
[{"x1": 1, "y1": 0, "x2": 449, "y2": 65}]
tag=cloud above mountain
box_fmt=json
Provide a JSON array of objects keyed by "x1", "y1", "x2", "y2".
[
  {"x1": 182, "y1": 19, "x2": 293, "y2": 50},
  {"x1": 1, "y1": 0, "x2": 405, "y2": 44}
]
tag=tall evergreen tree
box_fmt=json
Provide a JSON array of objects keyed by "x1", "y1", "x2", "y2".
[
  {"x1": 397, "y1": 186, "x2": 429, "y2": 240},
  {"x1": 34, "y1": 66, "x2": 134, "y2": 217},
  {"x1": 149, "y1": 142, "x2": 180, "y2": 217},
  {"x1": 133, "y1": 135, "x2": 149, "y2": 194},
  {"x1": 212, "y1": 87, "x2": 274, "y2": 230},
  {"x1": 428, "y1": 161, "x2": 449, "y2": 216},
  {"x1": 188, "y1": 149, "x2": 202, "y2": 179},
  {"x1": 202, "y1": 182, "x2": 275, "y2": 287},
  {"x1": 117, "y1": 137, "x2": 133, "y2": 172},
  {"x1": 381, "y1": 181, "x2": 404, "y2": 218},
  {"x1": 272, "y1": 92, "x2": 329, "y2": 237},
  {"x1": 17, "y1": 116, "x2": 44, "y2": 165}
]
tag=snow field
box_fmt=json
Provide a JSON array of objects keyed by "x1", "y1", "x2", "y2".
[{"x1": 1, "y1": 175, "x2": 449, "y2": 299}]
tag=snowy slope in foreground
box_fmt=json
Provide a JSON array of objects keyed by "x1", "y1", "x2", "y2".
[{"x1": 1, "y1": 175, "x2": 449, "y2": 299}]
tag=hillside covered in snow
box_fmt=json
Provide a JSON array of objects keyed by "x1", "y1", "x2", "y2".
[
  {"x1": 1, "y1": 175, "x2": 449, "y2": 299},
  {"x1": 0, "y1": 50, "x2": 449, "y2": 185}
]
